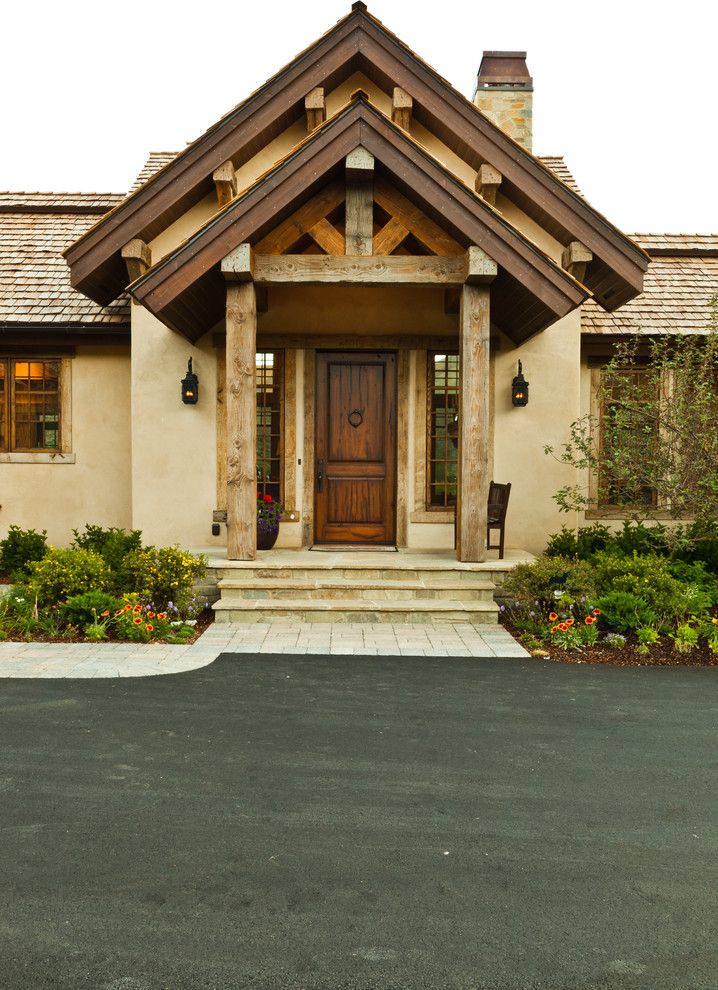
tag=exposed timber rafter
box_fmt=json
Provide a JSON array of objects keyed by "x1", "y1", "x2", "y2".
[
  {"x1": 304, "y1": 88, "x2": 326, "y2": 132},
  {"x1": 212, "y1": 161, "x2": 237, "y2": 209},
  {"x1": 391, "y1": 87, "x2": 412, "y2": 130},
  {"x1": 475, "y1": 164, "x2": 502, "y2": 207},
  {"x1": 561, "y1": 240, "x2": 593, "y2": 283},
  {"x1": 121, "y1": 239, "x2": 151, "y2": 282}
]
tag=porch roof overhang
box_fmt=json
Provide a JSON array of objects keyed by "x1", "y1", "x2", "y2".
[
  {"x1": 64, "y1": 4, "x2": 648, "y2": 312},
  {"x1": 128, "y1": 98, "x2": 589, "y2": 344}
]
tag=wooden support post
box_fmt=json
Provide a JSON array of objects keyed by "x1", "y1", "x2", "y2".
[
  {"x1": 304, "y1": 87, "x2": 326, "y2": 132},
  {"x1": 212, "y1": 160, "x2": 238, "y2": 209},
  {"x1": 121, "y1": 239, "x2": 151, "y2": 283},
  {"x1": 391, "y1": 87, "x2": 413, "y2": 130},
  {"x1": 345, "y1": 147, "x2": 374, "y2": 256},
  {"x1": 457, "y1": 280, "x2": 493, "y2": 562},
  {"x1": 224, "y1": 271, "x2": 257, "y2": 561},
  {"x1": 475, "y1": 164, "x2": 502, "y2": 207},
  {"x1": 561, "y1": 240, "x2": 592, "y2": 283}
]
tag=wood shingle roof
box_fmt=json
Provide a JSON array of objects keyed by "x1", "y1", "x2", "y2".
[
  {"x1": 0, "y1": 193, "x2": 129, "y2": 327},
  {"x1": 581, "y1": 234, "x2": 718, "y2": 336}
]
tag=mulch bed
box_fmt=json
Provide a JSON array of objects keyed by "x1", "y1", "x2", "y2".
[{"x1": 503, "y1": 620, "x2": 718, "y2": 667}]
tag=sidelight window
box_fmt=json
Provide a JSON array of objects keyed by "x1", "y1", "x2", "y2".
[
  {"x1": 256, "y1": 351, "x2": 284, "y2": 501},
  {"x1": 427, "y1": 352, "x2": 460, "y2": 508}
]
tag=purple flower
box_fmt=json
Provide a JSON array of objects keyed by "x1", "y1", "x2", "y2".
[
  {"x1": 529, "y1": 610, "x2": 536, "y2": 617},
  {"x1": 499, "y1": 605, "x2": 506, "y2": 612}
]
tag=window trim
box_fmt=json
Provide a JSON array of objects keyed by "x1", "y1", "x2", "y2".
[{"x1": 0, "y1": 356, "x2": 72, "y2": 460}]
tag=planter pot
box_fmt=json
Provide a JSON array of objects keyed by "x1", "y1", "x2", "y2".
[{"x1": 257, "y1": 525, "x2": 279, "y2": 551}]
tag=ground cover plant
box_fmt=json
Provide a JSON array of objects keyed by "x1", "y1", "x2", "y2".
[
  {"x1": 0, "y1": 525, "x2": 208, "y2": 644},
  {"x1": 500, "y1": 520, "x2": 718, "y2": 665}
]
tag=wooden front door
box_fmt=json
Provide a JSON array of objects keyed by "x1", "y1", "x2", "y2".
[{"x1": 314, "y1": 352, "x2": 397, "y2": 545}]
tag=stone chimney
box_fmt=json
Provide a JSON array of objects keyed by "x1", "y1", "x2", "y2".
[{"x1": 474, "y1": 51, "x2": 533, "y2": 152}]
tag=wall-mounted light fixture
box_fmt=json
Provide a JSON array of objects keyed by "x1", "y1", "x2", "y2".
[
  {"x1": 511, "y1": 360, "x2": 529, "y2": 406},
  {"x1": 181, "y1": 358, "x2": 199, "y2": 404}
]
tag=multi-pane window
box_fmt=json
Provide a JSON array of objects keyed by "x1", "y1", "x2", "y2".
[
  {"x1": 256, "y1": 351, "x2": 283, "y2": 502},
  {"x1": 0, "y1": 359, "x2": 61, "y2": 452},
  {"x1": 427, "y1": 352, "x2": 460, "y2": 508},
  {"x1": 598, "y1": 366, "x2": 657, "y2": 508}
]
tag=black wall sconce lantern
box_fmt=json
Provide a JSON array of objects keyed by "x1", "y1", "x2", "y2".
[
  {"x1": 511, "y1": 360, "x2": 529, "y2": 406},
  {"x1": 181, "y1": 358, "x2": 199, "y2": 404}
]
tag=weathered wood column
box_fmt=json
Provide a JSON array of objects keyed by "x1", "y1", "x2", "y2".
[
  {"x1": 457, "y1": 248, "x2": 497, "y2": 562},
  {"x1": 222, "y1": 245, "x2": 257, "y2": 560}
]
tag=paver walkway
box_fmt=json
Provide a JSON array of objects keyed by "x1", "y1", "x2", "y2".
[{"x1": 0, "y1": 622, "x2": 527, "y2": 677}]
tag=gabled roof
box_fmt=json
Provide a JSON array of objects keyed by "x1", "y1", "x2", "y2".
[
  {"x1": 0, "y1": 193, "x2": 129, "y2": 329},
  {"x1": 582, "y1": 234, "x2": 718, "y2": 336},
  {"x1": 129, "y1": 97, "x2": 588, "y2": 343},
  {"x1": 65, "y1": 3, "x2": 646, "y2": 312}
]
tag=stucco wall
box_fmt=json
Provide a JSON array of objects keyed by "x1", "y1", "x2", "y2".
[
  {"x1": 493, "y1": 312, "x2": 582, "y2": 554},
  {"x1": 0, "y1": 346, "x2": 132, "y2": 547}
]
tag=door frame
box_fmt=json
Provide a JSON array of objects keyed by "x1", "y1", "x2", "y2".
[{"x1": 313, "y1": 349, "x2": 398, "y2": 546}]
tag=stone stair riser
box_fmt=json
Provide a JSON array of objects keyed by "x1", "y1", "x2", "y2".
[
  {"x1": 214, "y1": 607, "x2": 498, "y2": 624},
  {"x1": 214, "y1": 566, "x2": 504, "y2": 584},
  {"x1": 217, "y1": 585, "x2": 494, "y2": 603}
]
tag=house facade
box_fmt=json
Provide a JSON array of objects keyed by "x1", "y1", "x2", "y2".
[{"x1": 1, "y1": 5, "x2": 715, "y2": 564}]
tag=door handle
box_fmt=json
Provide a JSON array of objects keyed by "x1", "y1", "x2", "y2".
[{"x1": 316, "y1": 459, "x2": 324, "y2": 493}]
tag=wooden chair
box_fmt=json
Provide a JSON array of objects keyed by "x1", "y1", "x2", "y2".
[{"x1": 486, "y1": 481, "x2": 511, "y2": 559}]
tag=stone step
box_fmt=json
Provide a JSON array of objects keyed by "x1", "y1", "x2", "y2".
[
  {"x1": 212, "y1": 598, "x2": 499, "y2": 624},
  {"x1": 217, "y1": 578, "x2": 495, "y2": 603},
  {"x1": 213, "y1": 565, "x2": 501, "y2": 584}
]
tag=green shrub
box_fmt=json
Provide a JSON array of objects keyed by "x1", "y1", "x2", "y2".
[
  {"x1": 671, "y1": 622, "x2": 700, "y2": 654},
  {"x1": 677, "y1": 519, "x2": 718, "y2": 574},
  {"x1": 0, "y1": 526, "x2": 48, "y2": 577},
  {"x1": 593, "y1": 552, "x2": 703, "y2": 627},
  {"x1": 72, "y1": 524, "x2": 143, "y2": 573},
  {"x1": 500, "y1": 555, "x2": 599, "y2": 612},
  {"x1": 635, "y1": 626, "x2": 660, "y2": 654},
  {"x1": 594, "y1": 590, "x2": 657, "y2": 634},
  {"x1": 610, "y1": 521, "x2": 670, "y2": 558},
  {"x1": 119, "y1": 546, "x2": 206, "y2": 609},
  {"x1": 27, "y1": 548, "x2": 111, "y2": 605},
  {"x1": 545, "y1": 523, "x2": 612, "y2": 560},
  {"x1": 61, "y1": 590, "x2": 123, "y2": 629}
]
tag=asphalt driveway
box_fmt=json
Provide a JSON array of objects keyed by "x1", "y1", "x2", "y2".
[{"x1": 1, "y1": 654, "x2": 716, "y2": 989}]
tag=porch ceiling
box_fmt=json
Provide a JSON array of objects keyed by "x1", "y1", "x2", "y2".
[
  {"x1": 128, "y1": 98, "x2": 589, "y2": 344},
  {"x1": 63, "y1": 4, "x2": 647, "y2": 313}
]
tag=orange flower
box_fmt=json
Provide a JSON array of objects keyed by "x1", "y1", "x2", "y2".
[
  {"x1": 133, "y1": 616, "x2": 142, "y2": 625},
  {"x1": 147, "y1": 611, "x2": 155, "y2": 619},
  {"x1": 566, "y1": 618, "x2": 575, "y2": 626},
  {"x1": 133, "y1": 605, "x2": 142, "y2": 615},
  {"x1": 145, "y1": 624, "x2": 154, "y2": 632},
  {"x1": 115, "y1": 609, "x2": 124, "y2": 616},
  {"x1": 585, "y1": 615, "x2": 596, "y2": 625},
  {"x1": 100, "y1": 610, "x2": 110, "y2": 617},
  {"x1": 549, "y1": 612, "x2": 558, "y2": 621},
  {"x1": 592, "y1": 608, "x2": 602, "y2": 616},
  {"x1": 551, "y1": 626, "x2": 558, "y2": 633},
  {"x1": 558, "y1": 622, "x2": 569, "y2": 632},
  {"x1": 157, "y1": 613, "x2": 167, "y2": 621}
]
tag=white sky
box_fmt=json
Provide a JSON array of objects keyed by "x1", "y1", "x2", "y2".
[{"x1": 2, "y1": 0, "x2": 716, "y2": 233}]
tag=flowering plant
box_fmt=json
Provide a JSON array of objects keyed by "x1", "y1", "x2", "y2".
[
  {"x1": 113, "y1": 593, "x2": 194, "y2": 643},
  {"x1": 257, "y1": 493, "x2": 283, "y2": 534}
]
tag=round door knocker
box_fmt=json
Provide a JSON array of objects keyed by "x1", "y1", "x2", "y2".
[{"x1": 348, "y1": 409, "x2": 364, "y2": 428}]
